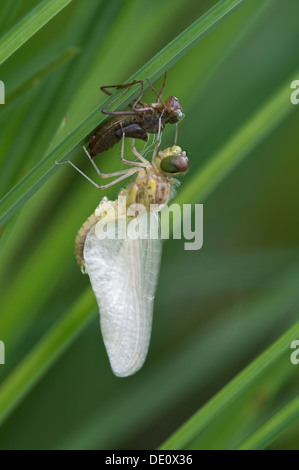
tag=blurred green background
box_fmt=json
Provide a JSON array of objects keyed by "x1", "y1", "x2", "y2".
[{"x1": 0, "y1": 0, "x2": 299, "y2": 450}]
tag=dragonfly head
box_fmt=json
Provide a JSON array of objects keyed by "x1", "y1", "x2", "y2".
[
  {"x1": 164, "y1": 96, "x2": 185, "y2": 123},
  {"x1": 155, "y1": 146, "x2": 190, "y2": 175}
]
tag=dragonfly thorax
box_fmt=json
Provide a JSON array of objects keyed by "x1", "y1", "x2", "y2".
[
  {"x1": 121, "y1": 171, "x2": 172, "y2": 211},
  {"x1": 121, "y1": 145, "x2": 189, "y2": 211}
]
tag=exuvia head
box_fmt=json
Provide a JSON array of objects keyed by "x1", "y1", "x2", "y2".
[{"x1": 164, "y1": 96, "x2": 185, "y2": 124}]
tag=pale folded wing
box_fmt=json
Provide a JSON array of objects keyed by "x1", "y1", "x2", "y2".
[{"x1": 83, "y1": 211, "x2": 162, "y2": 377}]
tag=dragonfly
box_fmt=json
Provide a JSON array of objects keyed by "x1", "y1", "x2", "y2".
[
  {"x1": 74, "y1": 134, "x2": 190, "y2": 377},
  {"x1": 88, "y1": 72, "x2": 184, "y2": 158}
]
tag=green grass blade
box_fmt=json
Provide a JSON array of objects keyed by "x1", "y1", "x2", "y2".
[
  {"x1": 236, "y1": 395, "x2": 299, "y2": 450},
  {"x1": 0, "y1": 289, "x2": 95, "y2": 427},
  {"x1": 0, "y1": 0, "x2": 74, "y2": 65},
  {"x1": 0, "y1": 0, "x2": 249, "y2": 227},
  {"x1": 160, "y1": 319, "x2": 299, "y2": 450}
]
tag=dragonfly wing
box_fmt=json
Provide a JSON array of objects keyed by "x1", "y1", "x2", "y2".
[{"x1": 83, "y1": 211, "x2": 162, "y2": 377}]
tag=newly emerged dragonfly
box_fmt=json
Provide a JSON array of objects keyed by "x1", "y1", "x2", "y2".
[
  {"x1": 88, "y1": 72, "x2": 184, "y2": 158},
  {"x1": 74, "y1": 137, "x2": 190, "y2": 377}
]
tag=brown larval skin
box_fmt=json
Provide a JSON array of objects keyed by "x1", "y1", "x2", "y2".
[{"x1": 88, "y1": 96, "x2": 183, "y2": 157}]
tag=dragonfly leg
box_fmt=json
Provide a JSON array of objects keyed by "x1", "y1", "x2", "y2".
[
  {"x1": 101, "y1": 80, "x2": 144, "y2": 116},
  {"x1": 55, "y1": 158, "x2": 140, "y2": 189},
  {"x1": 100, "y1": 79, "x2": 142, "y2": 96},
  {"x1": 130, "y1": 78, "x2": 163, "y2": 113},
  {"x1": 119, "y1": 127, "x2": 150, "y2": 167},
  {"x1": 174, "y1": 122, "x2": 179, "y2": 145},
  {"x1": 157, "y1": 110, "x2": 164, "y2": 144},
  {"x1": 130, "y1": 79, "x2": 159, "y2": 112},
  {"x1": 130, "y1": 139, "x2": 151, "y2": 166},
  {"x1": 145, "y1": 76, "x2": 166, "y2": 107},
  {"x1": 151, "y1": 114, "x2": 163, "y2": 164},
  {"x1": 130, "y1": 80, "x2": 145, "y2": 109},
  {"x1": 157, "y1": 71, "x2": 167, "y2": 102},
  {"x1": 83, "y1": 146, "x2": 141, "y2": 177},
  {"x1": 93, "y1": 168, "x2": 140, "y2": 189}
]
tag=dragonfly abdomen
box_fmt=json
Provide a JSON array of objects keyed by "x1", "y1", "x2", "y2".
[
  {"x1": 75, "y1": 212, "x2": 101, "y2": 271},
  {"x1": 88, "y1": 115, "x2": 148, "y2": 157}
]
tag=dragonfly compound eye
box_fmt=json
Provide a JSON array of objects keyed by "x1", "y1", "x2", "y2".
[{"x1": 160, "y1": 154, "x2": 190, "y2": 174}]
